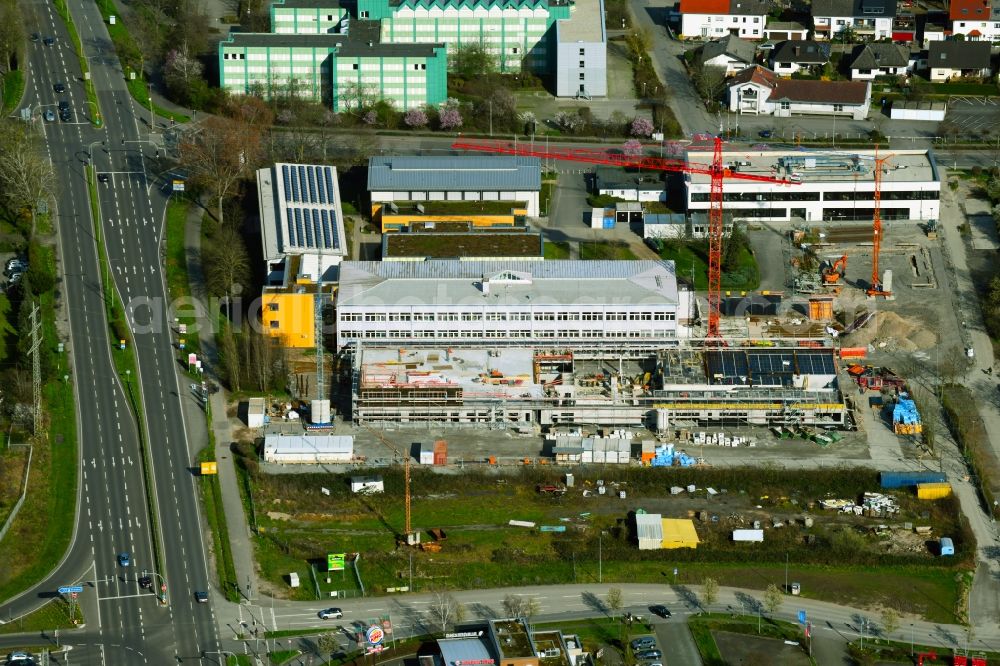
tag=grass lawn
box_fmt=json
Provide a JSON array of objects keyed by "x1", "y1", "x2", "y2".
[
  {"x1": 164, "y1": 198, "x2": 200, "y2": 356},
  {"x1": 544, "y1": 241, "x2": 571, "y2": 259},
  {"x1": 541, "y1": 180, "x2": 556, "y2": 216},
  {"x1": 579, "y1": 241, "x2": 636, "y2": 260},
  {"x1": 387, "y1": 232, "x2": 541, "y2": 258},
  {"x1": 268, "y1": 649, "x2": 301, "y2": 665},
  {"x1": 200, "y1": 444, "x2": 240, "y2": 602},
  {"x1": 2, "y1": 70, "x2": 24, "y2": 116},
  {"x1": 660, "y1": 240, "x2": 760, "y2": 291},
  {"x1": 0, "y1": 599, "x2": 83, "y2": 634}
]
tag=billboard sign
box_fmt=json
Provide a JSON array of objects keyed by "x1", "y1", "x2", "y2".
[
  {"x1": 328, "y1": 553, "x2": 346, "y2": 571},
  {"x1": 366, "y1": 625, "x2": 385, "y2": 646}
]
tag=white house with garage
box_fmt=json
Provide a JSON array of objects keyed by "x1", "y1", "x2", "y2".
[
  {"x1": 727, "y1": 65, "x2": 872, "y2": 119},
  {"x1": 679, "y1": 0, "x2": 769, "y2": 39}
]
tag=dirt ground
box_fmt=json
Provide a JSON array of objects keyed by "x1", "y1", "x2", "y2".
[{"x1": 713, "y1": 630, "x2": 812, "y2": 666}]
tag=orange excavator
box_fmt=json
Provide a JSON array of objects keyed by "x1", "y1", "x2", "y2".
[{"x1": 821, "y1": 255, "x2": 847, "y2": 285}]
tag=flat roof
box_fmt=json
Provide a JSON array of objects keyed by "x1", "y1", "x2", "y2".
[
  {"x1": 261, "y1": 164, "x2": 346, "y2": 256},
  {"x1": 222, "y1": 24, "x2": 443, "y2": 57},
  {"x1": 492, "y1": 619, "x2": 534, "y2": 658},
  {"x1": 336, "y1": 260, "x2": 680, "y2": 308},
  {"x1": 360, "y1": 347, "x2": 544, "y2": 400},
  {"x1": 685, "y1": 149, "x2": 939, "y2": 186},
  {"x1": 636, "y1": 513, "x2": 663, "y2": 541},
  {"x1": 557, "y1": 0, "x2": 605, "y2": 43},
  {"x1": 706, "y1": 348, "x2": 837, "y2": 386},
  {"x1": 263, "y1": 434, "x2": 354, "y2": 453},
  {"x1": 368, "y1": 156, "x2": 541, "y2": 192},
  {"x1": 438, "y1": 638, "x2": 495, "y2": 666}
]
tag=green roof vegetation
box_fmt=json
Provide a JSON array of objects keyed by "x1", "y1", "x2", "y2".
[
  {"x1": 388, "y1": 200, "x2": 526, "y2": 215},
  {"x1": 385, "y1": 232, "x2": 543, "y2": 258}
]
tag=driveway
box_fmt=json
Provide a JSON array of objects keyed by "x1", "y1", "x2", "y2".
[{"x1": 652, "y1": 615, "x2": 702, "y2": 665}]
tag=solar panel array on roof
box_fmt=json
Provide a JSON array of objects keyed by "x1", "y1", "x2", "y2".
[
  {"x1": 276, "y1": 164, "x2": 341, "y2": 252},
  {"x1": 706, "y1": 350, "x2": 836, "y2": 386}
]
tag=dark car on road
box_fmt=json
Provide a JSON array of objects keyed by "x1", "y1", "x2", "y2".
[
  {"x1": 6, "y1": 652, "x2": 35, "y2": 666},
  {"x1": 43, "y1": 36, "x2": 54, "y2": 46},
  {"x1": 58, "y1": 100, "x2": 71, "y2": 121},
  {"x1": 758, "y1": 129, "x2": 773, "y2": 139},
  {"x1": 138, "y1": 575, "x2": 152, "y2": 589},
  {"x1": 649, "y1": 604, "x2": 672, "y2": 618},
  {"x1": 635, "y1": 650, "x2": 662, "y2": 660},
  {"x1": 195, "y1": 590, "x2": 209, "y2": 603},
  {"x1": 98, "y1": 173, "x2": 109, "y2": 184},
  {"x1": 54, "y1": 82, "x2": 65, "y2": 93}
]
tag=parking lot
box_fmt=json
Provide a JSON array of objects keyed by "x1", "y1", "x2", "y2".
[{"x1": 946, "y1": 97, "x2": 1000, "y2": 135}]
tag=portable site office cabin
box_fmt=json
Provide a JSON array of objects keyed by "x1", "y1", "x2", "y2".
[{"x1": 263, "y1": 434, "x2": 353, "y2": 464}]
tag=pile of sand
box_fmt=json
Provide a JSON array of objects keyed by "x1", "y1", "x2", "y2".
[{"x1": 844, "y1": 311, "x2": 937, "y2": 352}]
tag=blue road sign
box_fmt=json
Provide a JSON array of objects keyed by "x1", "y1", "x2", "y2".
[
  {"x1": 797, "y1": 610, "x2": 807, "y2": 625},
  {"x1": 58, "y1": 586, "x2": 84, "y2": 594}
]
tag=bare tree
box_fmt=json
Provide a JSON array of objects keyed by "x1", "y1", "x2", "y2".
[
  {"x1": 428, "y1": 589, "x2": 466, "y2": 633},
  {"x1": 219, "y1": 326, "x2": 241, "y2": 392},
  {"x1": 203, "y1": 225, "x2": 250, "y2": 318},
  {"x1": 606, "y1": 587, "x2": 624, "y2": 618},
  {"x1": 879, "y1": 607, "x2": 899, "y2": 641},
  {"x1": 0, "y1": 123, "x2": 54, "y2": 231},
  {"x1": 0, "y1": 0, "x2": 26, "y2": 74},
  {"x1": 316, "y1": 632, "x2": 339, "y2": 657},
  {"x1": 502, "y1": 594, "x2": 541, "y2": 621},
  {"x1": 179, "y1": 117, "x2": 262, "y2": 226},
  {"x1": 702, "y1": 577, "x2": 719, "y2": 608},
  {"x1": 690, "y1": 62, "x2": 727, "y2": 104},
  {"x1": 763, "y1": 584, "x2": 783, "y2": 615}
]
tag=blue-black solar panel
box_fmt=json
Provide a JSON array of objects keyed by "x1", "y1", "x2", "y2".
[
  {"x1": 308, "y1": 167, "x2": 318, "y2": 204},
  {"x1": 291, "y1": 166, "x2": 300, "y2": 202},
  {"x1": 320, "y1": 210, "x2": 329, "y2": 248},
  {"x1": 303, "y1": 209, "x2": 314, "y2": 247},
  {"x1": 298, "y1": 166, "x2": 307, "y2": 204},
  {"x1": 286, "y1": 207, "x2": 296, "y2": 246},
  {"x1": 325, "y1": 168, "x2": 335, "y2": 205},
  {"x1": 329, "y1": 211, "x2": 339, "y2": 249},
  {"x1": 294, "y1": 208, "x2": 304, "y2": 246},
  {"x1": 316, "y1": 169, "x2": 326, "y2": 204},
  {"x1": 312, "y1": 209, "x2": 322, "y2": 247},
  {"x1": 282, "y1": 165, "x2": 291, "y2": 202}
]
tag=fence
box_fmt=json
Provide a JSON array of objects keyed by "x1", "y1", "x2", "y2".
[{"x1": 0, "y1": 446, "x2": 33, "y2": 543}]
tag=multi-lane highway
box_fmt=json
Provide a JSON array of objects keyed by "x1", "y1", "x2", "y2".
[{"x1": 0, "y1": 0, "x2": 220, "y2": 662}]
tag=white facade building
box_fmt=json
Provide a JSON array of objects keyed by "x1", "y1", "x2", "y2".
[
  {"x1": 950, "y1": 0, "x2": 1000, "y2": 40},
  {"x1": 263, "y1": 434, "x2": 354, "y2": 463},
  {"x1": 368, "y1": 155, "x2": 542, "y2": 217},
  {"x1": 728, "y1": 65, "x2": 871, "y2": 119},
  {"x1": 554, "y1": 0, "x2": 608, "y2": 98},
  {"x1": 684, "y1": 149, "x2": 941, "y2": 223},
  {"x1": 678, "y1": 0, "x2": 769, "y2": 39},
  {"x1": 811, "y1": 0, "x2": 895, "y2": 40},
  {"x1": 335, "y1": 260, "x2": 684, "y2": 349}
]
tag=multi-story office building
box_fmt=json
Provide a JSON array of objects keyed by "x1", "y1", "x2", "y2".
[
  {"x1": 335, "y1": 260, "x2": 685, "y2": 349},
  {"x1": 219, "y1": 21, "x2": 447, "y2": 110},
  {"x1": 684, "y1": 148, "x2": 940, "y2": 223},
  {"x1": 220, "y1": 0, "x2": 606, "y2": 108}
]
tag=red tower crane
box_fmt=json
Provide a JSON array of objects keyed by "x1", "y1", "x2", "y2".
[{"x1": 452, "y1": 137, "x2": 796, "y2": 338}]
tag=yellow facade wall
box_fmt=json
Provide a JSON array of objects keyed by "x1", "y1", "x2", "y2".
[
  {"x1": 261, "y1": 292, "x2": 316, "y2": 348},
  {"x1": 373, "y1": 203, "x2": 527, "y2": 233}
]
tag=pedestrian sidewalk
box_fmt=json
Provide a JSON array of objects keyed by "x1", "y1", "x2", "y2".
[{"x1": 179, "y1": 203, "x2": 259, "y2": 603}]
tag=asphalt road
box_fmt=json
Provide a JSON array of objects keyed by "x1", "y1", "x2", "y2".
[{"x1": 0, "y1": 0, "x2": 220, "y2": 662}]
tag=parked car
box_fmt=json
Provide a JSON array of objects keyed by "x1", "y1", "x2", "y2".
[
  {"x1": 118, "y1": 552, "x2": 130, "y2": 567},
  {"x1": 6, "y1": 652, "x2": 35, "y2": 666},
  {"x1": 319, "y1": 607, "x2": 343, "y2": 619},
  {"x1": 634, "y1": 650, "x2": 662, "y2": 660},
  {"x1": 6, "y1": 258, "x2": 27, "y2": 274},
  {"x1": 644, "y1": 237, "x2": 663, "y2": 253},
  {"x1": 53, "y1": 82, "x2": 65, "y2": 93},
  {"x1": 758, "y1": 129, "x2": 773, "y2": 138},
  {"x1": 8, "y1": 273, "x2": 23, "y2": 285},
  {"x1": 631, "y1": 637, "x2": 657, "y2": 650}
]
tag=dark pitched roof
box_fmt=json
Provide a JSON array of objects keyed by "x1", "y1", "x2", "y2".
[
  {"x1": 699, "y1": 35, "x2": 756, "y2": 65},
  {"x1": 729, "y1": 65, "x2": 870, "y2": 104},
  {"x1": 928, "y1": 41, "x2": 992, "y2": 70},
  {"x1": 770, "y1": 40, "x2": 830, "y2": 64},
  {"x1": 812, "y1": 0, "x2": 896, "y2": 19},
  {"x1": 729, "y1": 0, "x2": 768, "y2": 14},
  {"x1": 850, "y1": 42, "x2": 910, "y2": 69},
  {"x1": 222, "y1": 20, "x2": 444, "y2": 57}
]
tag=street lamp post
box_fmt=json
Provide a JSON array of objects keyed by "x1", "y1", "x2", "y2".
[
  {"x1": 785, "y1": 552, "x2": 789, "y2": 593},
  {"x1": 148, "y1": 95, "x2": 154, "y2": 129},
  {"x1": 910, "y1": 623, "x2": 914, "y2": 655},
  {"x1": 203, "y1": 650, "x2": 239, "y2": 664},
  {"x1": 598, "y1": 530, "x2": 605, "y2": 583}
]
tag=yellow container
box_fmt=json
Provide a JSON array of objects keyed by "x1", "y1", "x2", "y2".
[{"x1": 916, "y1": 482, "x2": 952, "y2": 500}]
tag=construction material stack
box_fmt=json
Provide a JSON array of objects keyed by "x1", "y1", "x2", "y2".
[{"x1": 892, "y1": 393, "x2": 922, "y2": 435}]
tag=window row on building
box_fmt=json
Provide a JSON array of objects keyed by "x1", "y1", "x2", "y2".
[
  {"x1": 340, "y1": 310, "x2": 675, "y2": 322},
  {"x1": 341, "y1": 328, "x2": 676, "y2": 339},
  {"x1": 690, "y1": 189, "x2": 939, "y2": 203}
]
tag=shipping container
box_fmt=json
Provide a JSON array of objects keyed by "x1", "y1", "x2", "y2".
[
  {"x1": 879, "y1": 471, "x2": 946, "y2": 489},
  {"x1": 732, "y1": 529, "x2": 764, "y2": 542},
  {"x1": 433, "y1": 439, "x2": 447, "y2": 465},
  {"x1": 916, "y1": 482, "x2": 952, "y2": 500}
]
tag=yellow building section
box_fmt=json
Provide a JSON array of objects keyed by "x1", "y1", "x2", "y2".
[
  {"x1": 661, "y1": 519, "x2": 700, "y2": 549},
  {"x1": 373, "y1": 202, "x2": 527, "y2": 233},
  {"x1": 261, "y1": 292, "x2": 316, "y2": 348}
]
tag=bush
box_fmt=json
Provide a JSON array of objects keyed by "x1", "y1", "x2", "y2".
[{"x1": 941, "y1": 383, "x2": 1000, "y2": 518}]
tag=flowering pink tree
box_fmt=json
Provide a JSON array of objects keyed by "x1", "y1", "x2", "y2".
[
  {"x1": 404, "y1": 108, "x2": 429, "y2": 128},
  {"x1": 622, "y1": 139, "x2": 643, "y2": 157},
  {"x1": 439, "y1": 105, "x2": 463, "y2": 130},
  {"x1": 363, "y1": 110, "x2": 378, "y2": 125},
  {"x1": 631, "y1": 117, "x2": 654, "y2": 137}
]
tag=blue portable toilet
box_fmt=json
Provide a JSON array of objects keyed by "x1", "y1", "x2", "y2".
[{"x1": 940, "y1": 537, "x2": 955, "y2": 556}]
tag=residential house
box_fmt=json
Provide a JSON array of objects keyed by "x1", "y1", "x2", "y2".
[
  {"x1": 764, "y1": 20, "x2": 809, "y2": 40},
  {"x1": 921, "y1": 19, "x2": 949, "y2": 45},
  {"x1": 812, "y1": 0, "x2": 896, "y2": 40},
  {"x1": 892, "y1": 12, "x2": 916, "y2": 41},
  {"x1": 695, "y1": 34, "x2": 757, "y2": 75},
  {"x1": 849, "y1": 43, "x2": 913, "y2": 80},
  {"x1": 950, "y1": 0, "x2": 1000, "y2": 41},
  {"x1": 769, "y1": 40, "x2": 830, "y2": 75},
  {"x1": 727, "y1": 65, "x2": 872, "y2": 118},
  {"x1": 679, "y1": 0, "x2": 769, "y2": 39},
  {"x1": 928, "y1": 41, "x2": 992, "y2": 81}
]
